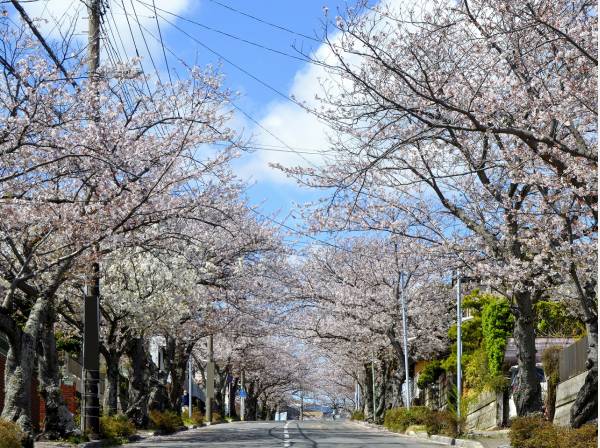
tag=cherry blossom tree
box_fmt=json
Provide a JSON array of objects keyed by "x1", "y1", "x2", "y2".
[
  {"x1": 0, "y1": 17, "x2": 239, "y2": 435},
  {"x1": 277, "y1": 0, "x2": 596, "y2": 420}
]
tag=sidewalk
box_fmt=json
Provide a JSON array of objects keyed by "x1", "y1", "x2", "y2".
[
  {"x1": 349, "y1": 420, "x2": 511, "y2": 448},
  {"x1": 464, "y1": 430, "x2": 511, "y2": 448}
]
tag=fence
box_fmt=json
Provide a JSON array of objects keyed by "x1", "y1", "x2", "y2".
[{"x1": 559, "y1": 337, "x2": 588, "y2": 382}]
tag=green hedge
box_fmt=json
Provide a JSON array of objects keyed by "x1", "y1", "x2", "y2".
[
  {"x1": 350, "y1": 410, "x2": 365, "y2": 421},
  {"x1": 510, "y1": 417, "x2": 597, "y2": 448},
  {"x1": 383, "y1": 407, "x2": 458, "y2": 436},
  {"x1": 100, "y1": 414, "x2": 136, "y2": 441},
  {"x1": 149, "y1": 410, "x2": 183, "y2": 434}
]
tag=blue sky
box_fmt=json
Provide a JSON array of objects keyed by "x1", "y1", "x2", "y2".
[
  {"x1": 12, "y1": 0, "x2": 362, "y2": 217},
  {"x1": 11, "y1": 0, "x2": 381, "y2": 236}
]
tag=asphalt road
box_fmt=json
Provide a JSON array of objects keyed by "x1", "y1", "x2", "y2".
[{"x1": 129, "y1": 420, "x2": 444, "y2": 447}]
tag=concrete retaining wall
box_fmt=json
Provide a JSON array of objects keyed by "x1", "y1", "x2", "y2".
[
  {"x1": 553, "y1": 371, "x2": 587, "y2": 427},
  {"x1": 465, "y1": 391, "x2": 497, "y2": 430}
]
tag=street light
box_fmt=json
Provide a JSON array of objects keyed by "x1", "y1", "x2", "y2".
[{"x1": 398, "y1": 271, "x2": 413, "y2": 409}]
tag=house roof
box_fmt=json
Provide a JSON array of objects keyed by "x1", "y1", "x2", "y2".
[{"x1": 503, "y1": 337, "x2": 576, "y2": 367}]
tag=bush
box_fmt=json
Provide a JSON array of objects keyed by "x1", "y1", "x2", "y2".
[
  {"x1": 149, "y1": 410, "x2": 183, "y2": 434},
  {"x1": 182, "y1": 410, "x2": 204, "y2": 426},
  {"x1": 417, "y1": 360, "x2": 444, "y2": 389},
  {"x1": 384, "y1": 407, "x2": 431, "y2": 433},
  {"x1": 0, "y1": 419, "x2": 24, "y2": 448},
  {"x1": 100, "y1": 414, "x2": 136, "y2": 440},
  {"x1": 211, "y1": 412, "x2": 223, "y2": 423},
  {"x1": 350, "y1": 410, "x2": 365, "y2": 421},
  {"x1": 423, "y1": 409, "x2": 459, "y2": 438},
  {"x1": 510, "y1": 417, "x2": 597, "y2": 448},
  {"x1": 564, "y1": 424, "x2": 598, "y2": 448},
  {"x1": 510, "y1": 416, "x2": 555, "y2": 448}
]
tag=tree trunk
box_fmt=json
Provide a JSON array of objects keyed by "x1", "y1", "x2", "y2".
[
  {"x1": 1, "y1": 329, "x2": 35, "y2": 434},
  {"x1": 570, "y1": 277, "x2": 598, "y2": 428},
  {"x1": 512, "y1": 291, "x2": 543, "y2": 415},
  {"x1": 1, "y1": 297, "x2": 49, "y2": 435},
  {"x1": 37, "y1": 307, "x2": 76, "y2": 439},
  {"x1": 102, "y1": 349, "x2": 120, "y2": 416},
  {"x1": 164, "y1": 337, "x2": 189, "y2": 412},
  {"x1": 118, "y1": 373, "x2": 129, "y2": 413},
  {"x1": 125, "y1": 337, "x2": 151, "y2": 427},
  {"x1": 228, "y1": 378, "x2": 238, "y2": 419}
]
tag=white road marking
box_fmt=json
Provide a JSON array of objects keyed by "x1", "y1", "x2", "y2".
[{"x1": 283, "y1": 421, "x2": 290, "y2": 447}]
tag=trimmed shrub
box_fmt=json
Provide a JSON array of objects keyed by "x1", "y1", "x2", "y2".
[
  {"x1": 510, "y1": 417, "x2": 597, "y2": 448},
  {"x1": 423, "y1": 409, "x2": 459, "y2": 438},
  {"x1": 100, "y1": 414, "x2": 136, "y2": 440},
  {"x1": 182, "y1": 410, "x2": 204, "y2": 426},
  {"x1": 510, "y1": 416, "x2": 555, "y2": 448},
  {"x1": 149, "y1": 410, "x2": 183, "y2": 434},
  {"x1": 0, "y1": 419, "x2": 24, "y2": 448},
  {"x1": 350, "y1": 410, "x2": 365, "y2": 421},
  {"x1": 564, "y1": 424, "x2": 598, "y2": 448},
  {"x1": 211, "y1": 412, "x2": 223, "y2": 423},
  {"x1": 384, "y1": 407, "x2": 431, "y2": 433}
]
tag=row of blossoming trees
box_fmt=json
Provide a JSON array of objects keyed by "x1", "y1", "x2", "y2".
[
  {"x1": 276, "y1": 0, "x2": 597, "y2": 429},
  {"x1": 0, "y1": 15, "x2": 312, "y2": 440}
]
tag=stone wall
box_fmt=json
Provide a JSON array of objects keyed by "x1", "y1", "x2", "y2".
[
  {"x1": 553, "y1": 371, "x2": 587, "y2": 427},
  {"x1": 465, "y1": 391, "x2": 497, "y2": 430}
]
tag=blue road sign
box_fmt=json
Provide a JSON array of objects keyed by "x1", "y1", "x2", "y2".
[{"x1": 239, "y1": 389, "x2": 248, "y2": 398}]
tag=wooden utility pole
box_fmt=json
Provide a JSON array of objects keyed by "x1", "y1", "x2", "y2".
[{"x1": 82, "y1": 0, "x2": 102, "y2": 437}]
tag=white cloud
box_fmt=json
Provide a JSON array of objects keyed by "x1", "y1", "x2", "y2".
[
  {"x1": 235, "y1": 34, "x2": 340, "y2": 185},
  {"x1": 235, "y1": 0, "x2": 438, "y2": 185}
]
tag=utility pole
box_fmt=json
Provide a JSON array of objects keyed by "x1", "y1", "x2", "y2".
[
  {"x1": 398, "y1": 271, "x2": 411, "y2": 409},
  {"x1": 240, "y1": 370, "x2": 245, "y2": 421},
  {"x1": 371, "y1": 351, "x2": 376, "y2": 421},
  {"x1": 300, "y1": 391, "x2": 304, "y2": 421},
  {"x1": 456, "y1": 272, "x2": 462, "y2": 419},
  {"x1": 188, "y1": 357, "x2": 193, "y2": 419},
  {"x1": 82, "y1": 0, "x2": 102, "y2": 437},
  {"x1": 206, "y1": 335, "x2": 214, "y2": 425}
]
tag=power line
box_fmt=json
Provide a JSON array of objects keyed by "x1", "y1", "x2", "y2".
[
  {"x1": 124, "y1": 8, "x2": 326, "y2": 169},
  {"x1": 134, "y1": 0, "x2": 318, "y2": 65},
  {"x1": 206, "y1": 0, "x2": 323, "y2": 44},
  {"x1": 151, "y1": 0, "x2": 172, "y2": 85},
  {"x1": 135, "y1": 2, "x2": 307, "y2": 111}
]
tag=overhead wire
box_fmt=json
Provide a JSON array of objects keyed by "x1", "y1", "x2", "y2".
[
  {"x1": 133, "y1": 1, "x2": 309, "y2": 112},
  {"x1": 206, "y1": 0, "x2": 323, "y2": 44},
  {"x1": 128, "y1": 3, "x2": 327, "y2": 169}
]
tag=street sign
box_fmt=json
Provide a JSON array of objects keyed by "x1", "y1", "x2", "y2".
[{"x1": 239, "y1": 389, "x2": 247, "y2": 398}]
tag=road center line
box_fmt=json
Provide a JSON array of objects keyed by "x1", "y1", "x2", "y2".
[{"x1": 283, "y1": 421, "x2": 290, "y2": 447}]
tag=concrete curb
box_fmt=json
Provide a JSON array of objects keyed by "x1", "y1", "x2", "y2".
[{"x1": 349, "y1": 420, "x2": 486, "y2": 447}]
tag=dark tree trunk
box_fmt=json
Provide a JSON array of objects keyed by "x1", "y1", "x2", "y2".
[
  {"x1": 37, "y1": 306, "x2": 76, "y2": 439},
  {"x1": 118, "y1": 373, "x2": 129, "y2": 413},
  {"x1": 245, "y1": 382, "x2": 258, "y2": 420},
  {"x1": 125, "y1": 337, "x2": 151, "y2": 427},
  {"x1": 102, "y1": 349, "x2": 121, "y2": 416},
  {"x1": 164, "y1": 337, "x2": 190, "y2": 412},
  {"x1": 512, "y1": 291, "x2": 543, "y2": 416},
  {"x1": 228, "y1": 378, "x2": 239, "y2": 419},
  {"x1": 570, "y1": 277, "x2": 598, "y2": 428}
]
